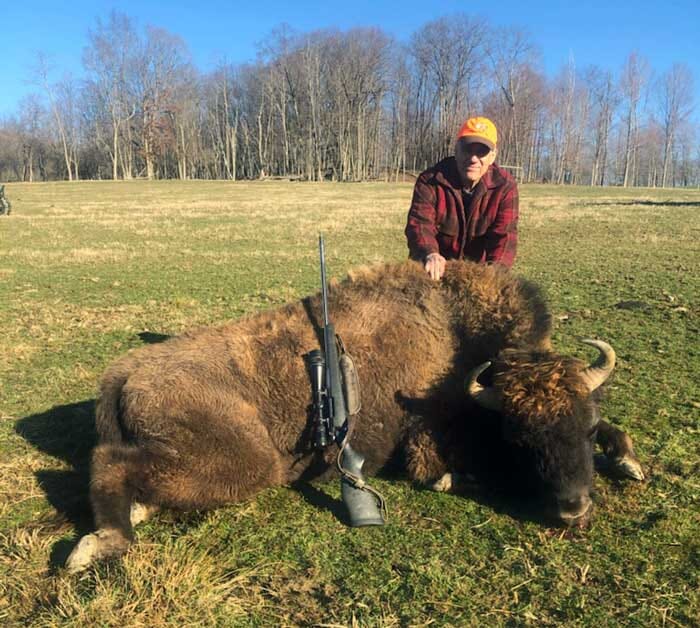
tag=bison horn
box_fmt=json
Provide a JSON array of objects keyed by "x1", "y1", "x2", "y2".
[
  {"x1": 580, "y1": 339, "x2": 616, "y2": 393},
  {"x1": 466, "y1": 361, "x2": 502, "y2": 411}
]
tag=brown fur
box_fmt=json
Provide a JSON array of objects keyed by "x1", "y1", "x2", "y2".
[
  {"x1": 92, "y1": 260, "x2": 553, "y2": 495},
  {"x1": 70, "y1": 259, "x2": 598, "y2": 570},
  {"x1": 494, "y1": 350, "x2": 590, "y2": 428}
]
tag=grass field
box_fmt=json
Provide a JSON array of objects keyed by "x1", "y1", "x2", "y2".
[{"x1": 0, "y1": 180, "x2": 698, "y2": 626}]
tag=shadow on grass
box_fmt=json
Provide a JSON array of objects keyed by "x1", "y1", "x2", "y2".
[
  {"x1": 412, "y1": 477, "x2": 556, "y2": 528},
  {"x1": 292, "y1": 481, "x2": 350, "y2": 525},
  {"x1": 429, "y1": 458, "x2": 644, "y2": 531},
  {"x1": 13, "y1": 330, "x2": 171, "y2": 543},
  {"x1": 138, "y1": 331, "x2": 172, "y2": 344},
  {"x1": 587, "y1": 200, "x2": 700, "y2": 207},
  {"x1": 15, "y1": 399, "x2": 96, "y2": 568},
  {"x1": 295, "y1": 447, "x2": 564, "y2": 529}
]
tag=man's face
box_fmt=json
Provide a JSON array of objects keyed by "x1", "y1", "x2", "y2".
[{"x1": 455, "y1": 139, "x2": 497, "y2": 188}]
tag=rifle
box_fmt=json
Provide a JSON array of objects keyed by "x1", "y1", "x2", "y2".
[{"x1": 307, "y1": 235, "x2": 386, "y2": 526}]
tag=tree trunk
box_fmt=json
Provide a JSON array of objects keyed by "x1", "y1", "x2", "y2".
[{"x1": 112, "y1": 118, "x2": 119, "y2": 180}]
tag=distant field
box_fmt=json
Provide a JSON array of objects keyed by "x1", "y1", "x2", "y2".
[{"x1": 0, "y1": 180, "x2": 698, "y2": 626}]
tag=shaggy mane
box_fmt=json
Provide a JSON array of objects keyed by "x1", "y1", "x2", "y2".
[{"x1": 494, "y1": 349, "x2": 589, "y2": 427}]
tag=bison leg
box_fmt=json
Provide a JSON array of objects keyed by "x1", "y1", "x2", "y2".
[
  {"x1": 66, "y1": 443, "x2": 146, "y2": 573},
  {"x1": 405, "y1": 416, "x2": 481, "y2": 494},
  {"x1": 405, "y1": 419, "x2": 476, "y2": 493},
  {"x1": 405, "y1": 422, "x2": 449, "y2": 485},
  {"x1": 149, "y1": 407, "x2": 284, "y2": 510},
  {"x1": 430, "y1": 472, "x2": 479, "y2": 494},
  {"x1": 596, "y1": 420, "x2": 645, "y2": 481},
  {"x1": 130, "y1": 502, "x2": 159, "y2": 526}
]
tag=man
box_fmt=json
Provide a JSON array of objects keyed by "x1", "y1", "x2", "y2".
[{"x1": 405, "y1": 117, "x2": 518, "y2": 280}]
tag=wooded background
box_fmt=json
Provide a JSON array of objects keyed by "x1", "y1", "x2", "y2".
[{"x1": 1, "y1": 12, "x2": 696, "y2": 186}]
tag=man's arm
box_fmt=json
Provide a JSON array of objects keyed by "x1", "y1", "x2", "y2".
[
  {"x1": 484, "y1": 182, "x2": 518, "y2": 268},
  {"x1": 405, "y1": 175, "x2": 440, "y2": 262}
]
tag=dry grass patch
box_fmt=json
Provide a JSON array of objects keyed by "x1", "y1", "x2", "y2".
[
  {"x1": 3, "y1": 301, "x2": 211, "y2": 342},
  {"x1": 1, "y1": 341, "x2": 40, "y2": 366},
  {"x1": 17, "y1": 544, "x2": 283, "y2": 626},
  {"x1": 2, "y1": 248, "x2": 133, "y2": 266},
  {"x1": 0, "y1": 454, "x2": 50, "y2": 520}
]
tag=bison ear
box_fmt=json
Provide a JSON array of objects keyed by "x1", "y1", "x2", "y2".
[
  {"x1": 465, "y1": 361, "x2": 502, "y2": 412},
  {"x1": 580, "y1": 339, "x2": 616, "y2": 393}
]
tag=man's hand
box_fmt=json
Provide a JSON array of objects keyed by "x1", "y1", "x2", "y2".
[{"x1": 424, "y1": 253, "x2": 446, "y2": 281}]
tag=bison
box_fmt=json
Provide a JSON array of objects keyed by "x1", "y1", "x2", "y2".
[{"x1": 66, "y1": 260, "x2": 643, "y2": 572}]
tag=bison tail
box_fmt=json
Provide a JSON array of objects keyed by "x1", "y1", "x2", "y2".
[{"x1": 95, "y1": 371, "x2": 129, "y2": 444}]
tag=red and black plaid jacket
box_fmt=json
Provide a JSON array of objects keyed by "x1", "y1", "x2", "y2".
[{"x1": 405, "y1": 157, "x2": 518, "y2": 268}]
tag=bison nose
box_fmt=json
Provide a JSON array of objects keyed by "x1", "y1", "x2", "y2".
[{"x1": 558, "y1": 494, "x2": 593, "y2": 527}]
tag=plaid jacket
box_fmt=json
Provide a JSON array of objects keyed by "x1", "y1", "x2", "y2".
[{"x1": 405, "y1": 157, "x2": 518, "y2": 268}]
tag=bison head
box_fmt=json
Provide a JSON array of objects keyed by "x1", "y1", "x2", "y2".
[{"x1": 467, "y1": 339, "x2": 615, "y2": 526}]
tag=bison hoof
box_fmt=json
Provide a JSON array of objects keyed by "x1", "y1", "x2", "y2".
[
  {"x1": 130, "y1": 502, "x2": 158, "y2": 526},
  {"x1": 615, "y1": 455, "x2": 645, "y2": 481},
  {"x1": 430, "y1": 472, "x2": 477, "y2": 493},
  {"x1": 431, "y1": 473, "x2": 456, "y2": 493},
  {"x1": 65, "y1": 529, "x2": 130, "y2": 573}
]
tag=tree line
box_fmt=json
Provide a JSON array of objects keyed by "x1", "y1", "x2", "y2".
[{"x1": 0, "y1": 12, "x2": 697, "y2": 187}]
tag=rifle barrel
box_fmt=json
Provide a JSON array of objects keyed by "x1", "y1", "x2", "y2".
[{"x1": 319, "y1": 234, "x2": 330, "y2": 327}]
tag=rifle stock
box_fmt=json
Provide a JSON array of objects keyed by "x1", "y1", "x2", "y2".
[{"x1": 339, "y1": 444, "x2": 385, "y2": 527}]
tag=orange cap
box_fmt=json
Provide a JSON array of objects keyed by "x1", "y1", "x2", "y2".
[{"x1": 456, "y1": 117, "x2": 497, "y2": 150}]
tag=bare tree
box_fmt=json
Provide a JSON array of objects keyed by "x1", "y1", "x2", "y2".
[
  {"x1": 17, "y1": 95, "x2": 45, "y2": 181},
  {"x1": 83, "y1": 11, "x2": 139, "y2": 179},
  {"x1": 546, "y1": 58, "x2": 579, "y2": 184},
  {"x1": 657, "y1": 63, "x2": 694, "y2": 187},
  {"x1": 387, "y1": 50, "x2": 412, "y2": 181},
  {"x1": 167, "y1": 65, "x2": 199, "y2": 180},
  {"x1": 300, "y1": 36, "x2": 326, "y2": 180},
  {"x1": 205, "y1": 63, "x2": 240, "y2": 180},
  {"x1": 584, "y1": 68, "x2": 618, "y2": 185},
  {"x1": 410, "y1": 16, "x2": 486, "y2": 161},
  {"x1": 136, "y1": 26, "x2": 192, "y2": 179},
  {"x1": 485, "y1": 27, "x2": 539, "y2": 174},
  {"x1": 675, "y1": 121, "x2": 698, "y2": 186},
  {"x1": 31, "y1": 53, "x2": 75, "y2": 180},
  {"x1": 327, "y1": 29, "x2": 389, "y2": 180},
  {"x1": 619, "y1": 53, "x2": 650, "y2": 187}
]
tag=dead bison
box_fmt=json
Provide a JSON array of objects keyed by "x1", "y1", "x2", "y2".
[{"x1": 66, "y1": 260, "x2": 643, "y2": 572}]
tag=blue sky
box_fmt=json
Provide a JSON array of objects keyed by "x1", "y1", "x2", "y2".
[{"x1": 2, "y1": 0, "x2": 700, "y2": 119}]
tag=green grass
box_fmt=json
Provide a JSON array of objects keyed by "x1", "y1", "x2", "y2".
[{"x1": 1, "y1": 180, "x2": 698, "y2": 626}]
